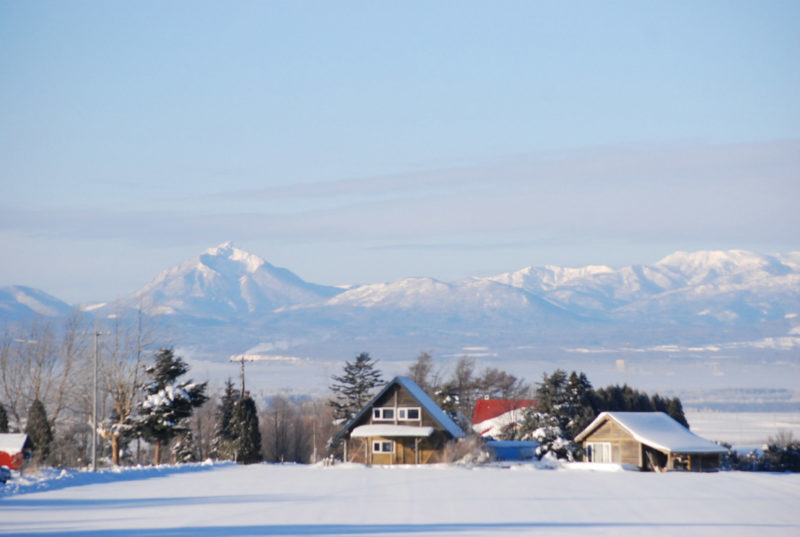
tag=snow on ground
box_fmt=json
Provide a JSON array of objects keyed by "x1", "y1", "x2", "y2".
[
  {"x1": 686, "y1": 411, "x2": 800, "y2": 446},
  {"x1": 2, "y1": 462, "x2": 799, "y2": 536}
]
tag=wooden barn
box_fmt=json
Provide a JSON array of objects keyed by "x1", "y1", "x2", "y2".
[
  {"x1": 333, "y1": 376, "x2": 464, "y2": 465},
  {"x1": 575, "y1": 411, "x2": 728, "y2": 471}
]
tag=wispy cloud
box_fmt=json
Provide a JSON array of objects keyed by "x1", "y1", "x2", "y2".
[{"x1": 2, "y1": 140, "x2": 798, "y2": 248}]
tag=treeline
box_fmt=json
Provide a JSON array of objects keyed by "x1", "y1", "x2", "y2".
[
  {"x1": 0, "y1": 310, "x2": 340, "y2": 468},
  {"x1": 500, "y1": 369, "x2": 689, "y2": 461},
  {"x1": 0, "y1": 309, "x2": 689, "y2": 469}
]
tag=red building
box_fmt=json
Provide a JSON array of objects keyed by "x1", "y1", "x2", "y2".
[
  {"x1": 0, "y1": 433, "x2": 31, "y2": 470},
  {"x1": 472, "y1": 399, "x2": 536, "y2": 438}
]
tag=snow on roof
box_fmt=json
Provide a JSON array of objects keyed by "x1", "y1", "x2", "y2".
[
  {"x1": 351, "y1": 425, "x2": 435, "y2": 438},
  {"x1": 0, "y1": 433, "x2": 28, "y2": 454},
  {"x1": 472, "y1": 399, "x2": 536, "y2": 425},
  {"x1": 334, "y1": 376, "x2": 464, "y2": 443},
  {"x1": 576, "y1": 412, "x2": 728, "y2": 454}
]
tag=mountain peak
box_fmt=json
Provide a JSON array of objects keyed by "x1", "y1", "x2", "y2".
[
  {"x1": 201, "y1": 242, "x2": 265, "y2": 273},
  {"x1": 128, "y1": 243, "x2": 342, "y2": 319}
]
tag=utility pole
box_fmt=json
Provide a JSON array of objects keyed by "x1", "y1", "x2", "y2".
[
  {"x1": 92, "y1": 331, "x2": 99, "y2": 471},
  {"x1": 92, "y1": 330, "x2": 107, "y2": 472},
  {"x1": 240, "y1": 356, "x2": 246, "y2": 397}
]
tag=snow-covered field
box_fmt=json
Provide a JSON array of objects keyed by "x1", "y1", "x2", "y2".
[
  {"x1": 2, "y1": 462, "x2": 799, "y2": 536},
  {"x1": 685, "y1": 411, "x2": 800, "y2": 446}
]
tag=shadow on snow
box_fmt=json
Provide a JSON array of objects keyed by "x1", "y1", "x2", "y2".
[{"x1": 4, "y1": 522, "x2": 799, "y2": 536}]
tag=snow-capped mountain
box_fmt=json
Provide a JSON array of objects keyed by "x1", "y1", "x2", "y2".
[
  {"x1": 0, "y1": 285, "x2": 73, "y2": 319},
  {"x1": 127, "y1": 242, "x2": 343, "y2": 320},
  {"x1": 2, "y1": 245, "x2": 798, "y2": 389},
  {"x1": 484, "y1": 250, "x2": 800, "y2": 324}
]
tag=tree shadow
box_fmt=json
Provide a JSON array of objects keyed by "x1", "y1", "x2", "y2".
[{"x1": 5, "y1": 522, "x2": 799, "y2": 537}]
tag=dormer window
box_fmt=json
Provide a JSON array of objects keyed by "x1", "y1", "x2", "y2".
[
  {"x1": 373, "y1": 408, "x2": 394, "y2": 420},
  {"x1": 398, "y1": 407, "x2": 420, "y2": 420},
  {"x1": 373, "y1": 407, "x2": 420, "y2": 421}
]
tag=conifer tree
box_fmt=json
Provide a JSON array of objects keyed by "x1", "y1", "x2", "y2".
[
  {"x1": 329, "y1": 352, "x2": 382, "y2": 423},
  {"x1": 134, "y1": 348, "x2": 208, "y2": 465},
  {"x1": 211, "y1": 378, "x2": 238, "y2": 460},
  {"x1": 172, "y1": 430, "x2": 197, "y2": 463},
  {"x1": 25, "y1": 399, "x2": 53, "y2": 464},
  {"x1": 0, "y1": 402, "x2": 9, "y2": 433},
  {"x1": 230, "y1": 394, "x2": 262, "y2": 464},
  {"x1": 667, "y1": 397, "x2": 689, "y2": 428},
  {"x1": 563, "y1": 371, "x2": 598, "y2": 438}
]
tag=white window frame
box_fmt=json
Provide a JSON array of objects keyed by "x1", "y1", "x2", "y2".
[
  {"x1": 587, "y1": 442, "x2": 612, "y2": 463},
  {"x1": 372, "y1": 440, "x2": 394, "y2": 454},
  {"x1": 372, "y1": 408, "x2": 395, "y2": 421},
  {"x1": 397, "y1": 407, "x2": 421, "y2": 421}
]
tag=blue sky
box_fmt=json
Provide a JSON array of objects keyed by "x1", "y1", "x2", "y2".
[{"x1": 1, "y1": 1, "x2": 798, "y2": 303}]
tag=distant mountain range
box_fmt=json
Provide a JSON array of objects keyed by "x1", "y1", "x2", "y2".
[{"x1": 2, "y1": 243, "x2": 799, "y2": 393}]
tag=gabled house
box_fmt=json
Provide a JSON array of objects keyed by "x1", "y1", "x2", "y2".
[
  {"x1": 472, "y1": 398, "x2": 536, "y2": 438},
  {"x1": 0, "y1": 433, "x2": 31, "y2": 471},
  {"x1": 332, "y1": 376, "x2": 465, "y2": 465},
  {"x1": 575, "y1": 411, "x2": 728, "y2": 471}
]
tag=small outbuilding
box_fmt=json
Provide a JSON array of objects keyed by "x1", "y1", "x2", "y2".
[
  {"x1": 0, "y1": 433, "x2": 31, "y2": 471},
  {"x1": 333, "y1": 376, "x2": 465, "y2": 465},
  {"x1": 575, "y1": 411, "x2": 728, "y2": 471}
]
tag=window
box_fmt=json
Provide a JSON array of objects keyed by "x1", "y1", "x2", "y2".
[
  {"x1": 373, "y1": 408, "x2": 394, "y2": 420},
  {"x1": 372, "y1": 440, "x2": 394, "y2": 453},
  {"x1": 373, "y1": 406, "x2": 420, "y2": 421},
  {"x1": 397, "y1": 407, "x2": 421, "y2": 420},
  {"x1": 587, "y1": 442, "x2": 612, "y2": 463}
]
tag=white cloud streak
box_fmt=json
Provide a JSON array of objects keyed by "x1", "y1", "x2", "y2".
[{"x1": 2, "y1": 140, "x2": 798, "y2": 248}]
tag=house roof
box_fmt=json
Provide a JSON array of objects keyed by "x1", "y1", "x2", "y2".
[
  {"x1": 472, "y1": 399, "x2": 536, "y2": 425},
  {"x1": 0, "y1": 433, "x2": 29, "y2": 454},
  {"x1": 575, "y1": 412, "x2": 728, "y2": 455},
  {"x1": 351, "y1": 425, "x2": 435, "y2": 438},
  {"x1": 334, "y1": 376, "x2": 465, "y2": 443}
]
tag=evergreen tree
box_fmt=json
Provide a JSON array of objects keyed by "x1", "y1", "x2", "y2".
[
  {"x1": 25, "y1": 399, "x2": 53, "y2": 464},
  {"x1": 594, "y1": 384, "x2": 688, "y2": 428},
  {"x1": 563, "y1": 371, "x2": 598, "y2": 438},
  {"x1": 0, "y1": 402, "x2": 9, "y2": 433},
  {"x1": 134, "y1": 348, "x2": 208, "y2": 465},
  {"x1": 171, "y1": 430, "x2": 197, "y2": 463},
  {"x1": 329, "y1": 352, "x2": 382, "y2": 423},
  {"x1": 230, "y1": 394, "x2": 262, "y2": 464},
  {"x1": 524, "y1": 370, "x2": 597, "y2": 458},
  {"x1": 211, "y1": 378, "x2": 238, "y2": 460},
  {"x1": 666, "y1": 397, "x2": 689, "y2": 428},
  {"x1": 515, "y1": 411, "x2": 578, "y2": 461}
]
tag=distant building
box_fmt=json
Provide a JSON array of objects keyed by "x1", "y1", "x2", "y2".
[
  {"x1": 332, "y1": 377, "x2": 465, "y2": 465},
  {"x1": 575, "y1": 412, "x2": 728, "y2": 471},
  {"x1": 472, "y1": 399, "x2": 536, "y2": 438}
]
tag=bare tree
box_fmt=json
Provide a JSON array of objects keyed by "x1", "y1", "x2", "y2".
[
  {"x1": 0, "y1": 313, "x2": 90, "y2": 430},
  {"x1": 407, "y1": 351, "x2": 441, "y2": 394},
  {"x1": 100, "y1": 300, "x2": 163, "y2": 465}
]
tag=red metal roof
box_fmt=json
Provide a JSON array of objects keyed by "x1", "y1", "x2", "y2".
[{"x1": 472, "y1": 399, "x2": 536, "y2": 424}]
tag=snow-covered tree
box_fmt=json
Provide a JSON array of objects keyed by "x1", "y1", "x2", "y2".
[
  {"x1": 328, "y1": 352, "x2": 382, "y2": 423},
  {"x1": 25, "y1": 398, "x2": 53, "y2": 464},
  {"x1": 514, "y1": 411, "x2": 578, "y2": 461},
  {"x1": 133, "y1": 348, "x2": 207, "y2": 465},
  {"x1": 172, "y1": 430, "x2": 197, "y2": 463}
]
